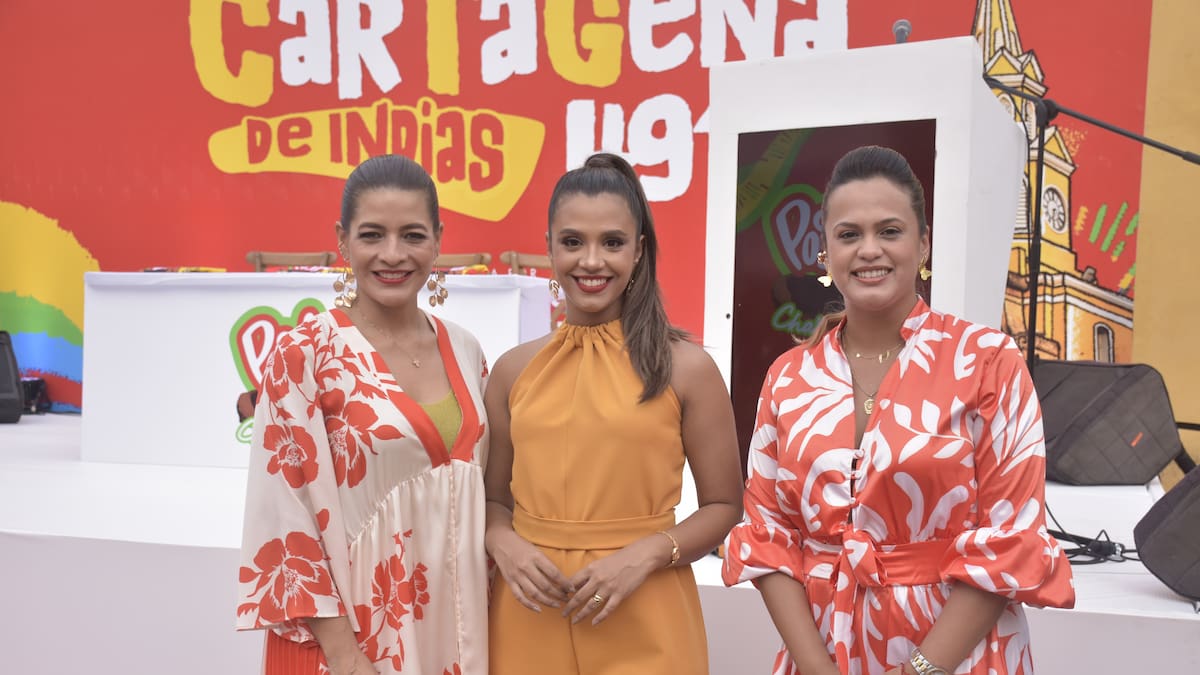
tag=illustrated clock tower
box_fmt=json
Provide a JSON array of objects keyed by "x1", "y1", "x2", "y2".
[{"x1": 975, "y1": 0, "x2": 1079, "y2": 276}]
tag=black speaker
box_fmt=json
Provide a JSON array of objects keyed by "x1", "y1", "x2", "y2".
[
  {"x1": 1031, "y1": 360, "x2": 1182, "y2": 485},
  {"x1": 0, "y1": 331, "x2": 24, "y2": 423},
  {"x1": 1135, "y1": 466, "x2": 1200, "y2": 601},
  {"x1": 21, "y1": 378, "x2": 49, "y2": 414}
]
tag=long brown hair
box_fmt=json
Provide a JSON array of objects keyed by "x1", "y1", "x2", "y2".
[
  {"x1": 806, "y1": 145, "x2": 929, "y2": 347},
  {"x1": 547, "y1": 153, "x2": 687, "y2": 402}
]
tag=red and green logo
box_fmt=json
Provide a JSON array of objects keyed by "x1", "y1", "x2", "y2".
[
  {"x1": 763, "y1": 183, "x2": 825, "y2": 277},
  {"x1": 229, "y1": 298, "x2": 325, "y2": 442}
]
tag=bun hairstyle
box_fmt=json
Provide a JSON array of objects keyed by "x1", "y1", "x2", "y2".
[
  {"x1": 822, "y1": 145, "x2": 928, "y2": 236},
  {"x1": 548, "y1": 153, "x2": 687, "y2": 402},
  {"x1": 340, "y1": 154, "x2": 441, "y2": 234},
  {"x1": 806, "y1": 145, "x2": 929, "y2": 346}
]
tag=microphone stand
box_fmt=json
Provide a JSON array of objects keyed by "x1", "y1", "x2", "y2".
[{"x1": 982, "y1": 75, "x2": 1200, "y2": 370}]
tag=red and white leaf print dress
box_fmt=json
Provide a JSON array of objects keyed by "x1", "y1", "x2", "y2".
[
  {"x1": 724, "y1": 300, "x2": 1074, "y2": 675},
  {"x1": 237, "y1": 310, "x2": 489, "y2": 674}
]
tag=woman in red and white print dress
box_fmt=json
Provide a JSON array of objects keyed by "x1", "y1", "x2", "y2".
[
  {"x1": 723, "y1": 146, "x2": 1074, "y2": 675},
  {"x1": 237, "y1": 155, "x2": 489, "y2": 675}
]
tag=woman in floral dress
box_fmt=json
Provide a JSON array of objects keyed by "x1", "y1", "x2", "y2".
[
  {"x1": 724, "y1": 146, "x2": 1074, "y2": 675},
  {"x1": 237, "y1": 155, "x2": 489, "y2": 675}
]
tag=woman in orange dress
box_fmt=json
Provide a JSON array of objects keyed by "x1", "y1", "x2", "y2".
[
  {"x1": 483, "y1": 153, "x2": 744, "y2": 674},
  {"x1": 723, "y1": 146, "x2": 1075, "y2": 675}
]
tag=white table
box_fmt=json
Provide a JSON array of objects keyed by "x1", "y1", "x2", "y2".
[{"x1": 81, "y1": 272, "x2": 550, "y2": 468}]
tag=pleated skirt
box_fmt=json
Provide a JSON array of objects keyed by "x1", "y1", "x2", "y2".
[{"x1": 263, "y1": 631, "x2": 325, "y2": 675}]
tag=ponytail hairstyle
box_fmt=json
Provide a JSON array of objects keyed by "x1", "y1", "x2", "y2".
[
  {"x1": 805, "y1": 145, "x2": 929, "y2": 347},
  {"x1": 340, "y1": 154, "x2": 442, "y2": 235},
  {"x1": 547, "y1": 153, "x2": 687, "y2": 402}
]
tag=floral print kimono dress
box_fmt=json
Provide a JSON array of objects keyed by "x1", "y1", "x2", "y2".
[
  {"x1": 237, "y1": 309, "x2": 489, "y2": 675},
  {"x1": 724, "y1": 300, "x2": 1075, "y2": 675}
]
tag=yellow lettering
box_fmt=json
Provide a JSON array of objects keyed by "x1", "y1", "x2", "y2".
[
  {"x1": 189, "y1": 0, "x2": 273, "y2": 106},
  {"x1": 545, "y1": 0, "x2": 624, "y2": 87},
  {"x1": 426, "y1": 0, "x2": 461, "y2": 95},
  {"x1": 208, "y1": 99, "x2": 544, "y2": 222}
]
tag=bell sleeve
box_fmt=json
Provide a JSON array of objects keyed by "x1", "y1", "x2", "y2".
[
  {"x1": 940, "y1": 338, "x2": 1075, "y2": 608},
  {"x1": 236, "y1": 328, "x2": 354, "y2": 640},
  {"x1": 723, "y1": 358, "x2": 808, "y2": 587}
]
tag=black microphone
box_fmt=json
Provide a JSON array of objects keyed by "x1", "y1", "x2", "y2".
[{"x1": 893, "y1": 19, "x2": 912, "y2": 44}]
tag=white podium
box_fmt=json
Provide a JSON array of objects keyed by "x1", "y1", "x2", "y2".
[
  {"x1": 81, "y1": 272, "x2": 551, "y2": 468},
  {"x1": 703, "y1": 36, "x2": 1025, "y2": 384}
]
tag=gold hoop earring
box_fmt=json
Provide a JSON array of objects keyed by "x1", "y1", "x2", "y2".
[
  {"x1": 333, "y1": 267, "x2": 357, "y2": 308},
  {"x1": 426, "y1": 271, "x2": 448, "y2": 307},
  {"x1": 549, "y1": 278, "x2": 561, "y2": 302},
  {"x1": 816, "y1": 250, "x2": 832, "y2": 287},
  {"x1": 919, "y1": 255, "x2": 932, "y2": 281}
]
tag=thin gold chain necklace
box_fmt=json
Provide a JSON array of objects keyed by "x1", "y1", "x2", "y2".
[
  {"x1": 358, "y1": 314, "x2": 427, "y2": 368},
  {"x1": 846, "y1": 340, "x2": 906, "y2": 364},
  {"x1": 840, "y1": 332, "x2": 904, "y2": 415},
  {"x1": 849, "y1": 377, "x2": 881, "y2": 416}
]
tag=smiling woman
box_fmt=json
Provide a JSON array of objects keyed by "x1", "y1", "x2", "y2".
[
  {"x1": 545, "y1": 191, "x2": 641, "y2": 326},
  {"x1": 237, "y1": 154, "x2": 492, "y2": 675},
  {"x1": 337, "y1": 188, "x2": 441, "y2": 319},
  {"x1": 483, "y1": 153, "x2": 744, "y2": 674},
  {"x1": 724, "y1": 146, "x2": 1076, "y2": 675}
]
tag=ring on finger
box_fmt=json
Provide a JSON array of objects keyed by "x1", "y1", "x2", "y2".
[{"x1": 591, "y1": 593, "x2": 604, "y2": 606}]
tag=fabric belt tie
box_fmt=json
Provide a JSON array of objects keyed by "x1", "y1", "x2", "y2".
[
  {"x1": 513, "y1": 505, "x2": 675, "y2": 551},
  {"x1": 818, "y1": 531, "x2": 953, "y2": 672},
  {"x1": 817, "y1": 532, "x2": 951, "y2": 587}
]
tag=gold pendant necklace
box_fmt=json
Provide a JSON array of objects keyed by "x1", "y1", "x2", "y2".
[
  {"x1": 385, "y1": 342, "x2": 423, "y2": 369},
  {"x1": 850, "y1": 378, "x2": 879, "y2": 416}
]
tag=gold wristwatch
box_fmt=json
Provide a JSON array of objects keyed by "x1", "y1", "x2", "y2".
[{"x1": 910, "y1": 647, "x2": 948, "y2": 675}]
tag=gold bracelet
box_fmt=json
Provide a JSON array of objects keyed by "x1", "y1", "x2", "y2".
[{"x1": 657, "y1": 530, "x2": 680, "y2": 567}]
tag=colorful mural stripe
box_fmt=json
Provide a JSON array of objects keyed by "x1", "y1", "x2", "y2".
[{"x1": 0, "y1": 201, "x2": 97, "y2": 412}]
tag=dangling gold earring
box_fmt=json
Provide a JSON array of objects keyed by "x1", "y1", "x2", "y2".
[
  {"x1": 626, "y1": 270, "x2": 638, "y2": 294},
  {"x1": 426, "y1": 270, "x2": 448, "y2": 306},
  {"x1": 549, "y1": 278, "x2": 561, "y2": 302},
  {"x1": 816, "y1": 250, "x2": 833, "y2": 288},
  {"x1": 333, "y1": 267, "x2": 357, "y2": 308},
  {"x1": 919, "y1": 255, "x2": 932, "y2": 281},
  {"x1": 333, "y1": 246, "x2": 357, "y2": 308}
]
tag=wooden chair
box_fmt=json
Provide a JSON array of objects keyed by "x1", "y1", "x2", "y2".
[
  {"x1": 499, "y1": 250, "x2": 564, "y2": 328},
  {"x1": 434, "y1": 252, "x2": 492, "y2": 269},
  {"x1": 246, "y1": 251, "x2": 337, "y2": 272},
  {"x1": 499, "y1": 250, "x2": 551, "y2": 275}
]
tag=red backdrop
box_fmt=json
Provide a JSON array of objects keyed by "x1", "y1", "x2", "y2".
[{"x1": 0, "y1": 1, "x2": 1151, "y2": 410}]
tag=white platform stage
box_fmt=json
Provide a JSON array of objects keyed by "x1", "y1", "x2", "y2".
[{"x1": 2, "y1": 414, "x2": 1197, "y2": 674}]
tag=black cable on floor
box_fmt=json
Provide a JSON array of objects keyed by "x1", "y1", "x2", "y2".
[{"x1": 1045, "y1": 502, "x2": 1139, "y2": 565}]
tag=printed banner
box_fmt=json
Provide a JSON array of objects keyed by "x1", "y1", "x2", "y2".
[{"x1": 0, "y1": 1, "x2": 1152, "y2": 410}]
